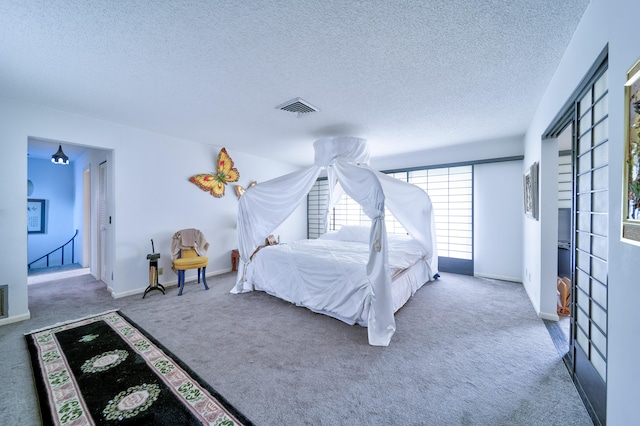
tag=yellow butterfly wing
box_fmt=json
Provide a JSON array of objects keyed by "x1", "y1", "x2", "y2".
[
  {"x1": 217, "y1": 148, "x2": 240, "y2": 184},
  {"x1": 189, "y1": 148, "x2": 239, "y2": 198},
  {"x1": 210, "y1": 180, "x2": 225, "y2": 197},
  {"x1": 189, "y1": 174, "x2": 226, "y2": 198}
]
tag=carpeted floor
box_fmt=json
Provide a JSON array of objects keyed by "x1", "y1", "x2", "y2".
[{"x1": 1, "y1": 271, "x2": 592, "y2": 425}]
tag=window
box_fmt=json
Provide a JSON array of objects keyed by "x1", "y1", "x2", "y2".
[
  {"x1": 307, "y1": 180, "x2": 329, "y2": 239},
  {"x1": 407, "y1": 166, "x2": 473, "y2": 260},
  {"x1": 307, "y1": 165, "x2": 474, "y2": 272},
  {"x1": 558, "y1": 153, "x2": 572, "y2": 209}
]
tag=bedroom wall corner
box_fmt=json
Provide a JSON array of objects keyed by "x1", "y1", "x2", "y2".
[{"x1": 0, "y1": 99, "x2": 31, "y2": 323}]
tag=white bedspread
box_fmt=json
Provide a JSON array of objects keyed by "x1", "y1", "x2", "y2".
[{"x1": 244, "y1": 236, "x2": 427, "y2": 326}]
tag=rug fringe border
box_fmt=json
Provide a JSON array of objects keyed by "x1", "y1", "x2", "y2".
[{"x1": 24, "y1": 309, "x2": 120, "y2": 335}]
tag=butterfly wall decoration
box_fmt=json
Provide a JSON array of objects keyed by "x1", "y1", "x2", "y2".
[
  {"x1": 234, "y1": 181, "x2": 257, "y2": 198},
  {"x1": 189, "y1": 147, "x2": 240, "y2": 198}
]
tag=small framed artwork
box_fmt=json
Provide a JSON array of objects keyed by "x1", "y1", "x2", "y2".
[
  {"x1": 523, "y1": 162, "x2": 539, "y2": 220},
  {"x1": 27, "y1": 199, "x2": 46, "y2": 234},
  {"x1": 623, "y1": 57, "x2": 640, "y2": 245}
]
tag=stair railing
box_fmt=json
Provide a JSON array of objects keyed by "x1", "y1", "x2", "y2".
[{"x1": 28, "y1": 229, "x2": 79, "y2": 270}]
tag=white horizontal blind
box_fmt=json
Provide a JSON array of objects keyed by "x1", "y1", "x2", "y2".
[
  {"x1": 384, "y1": 172, "x2": 410, "y2": 234},
  {"x1": 307, "y1": 179, "x2": 329, "y2": 239},
  {"x1": 330, "y1": 172, "x2": 408, "y2": 233},
  {"x1": 307, "y1": 166, "x2": 474, "y2": 261},
  {"x1": 407, "y1": 166, "x2": 473, "y2": 260},
  {"x1": 559, "y1": 154, "x2": 572, "y2": 208},
  {"x1": 332, "y1": 190, "x2": 372, "y2": 228}
]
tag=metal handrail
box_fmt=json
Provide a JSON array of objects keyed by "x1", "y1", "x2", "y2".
[{"x1": 28, "y1": 229, "x2": 79, "y2": 270}]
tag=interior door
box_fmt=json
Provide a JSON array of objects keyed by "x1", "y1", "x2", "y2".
[
  {"x1": 98, "y1": 160, "x2": 108, "y2": 283},
  {"x1": 83, "y1": 167, "x2": 91, "y2": 268}
]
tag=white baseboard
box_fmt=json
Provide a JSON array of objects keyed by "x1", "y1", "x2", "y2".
[
  {"x1": 474, "y1": 272, "x2": 522, "y2": 283},
  {"x1": 538, "y1": 311, "x2": 560, "y2": 322},
  {"x1": 28, "y1": 268, "x2": 91, "y2": 285},
  {"x1": 110, "y1": 268, "x2": 232, "y2": 299},
  {"x1": 0, "y1": 311, "x2": 31, "y2": 326},
  {"x1": 521, "y1": 281, "x2": 561, "y2": 322},
  {"x1": 207, "y1": 267, "x2": 233, "y2": 277},
  {"x1": 111, "y1": 287, "x2": 146, "y2": 299}
]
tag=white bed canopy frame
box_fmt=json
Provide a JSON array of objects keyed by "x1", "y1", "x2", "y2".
[{"x1": 232, "y1": 136, "x2": 438, "y2": 346}]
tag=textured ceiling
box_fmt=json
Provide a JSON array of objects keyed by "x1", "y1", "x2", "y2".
[{"x1": 1, "y1": 0, "x2": 589, "y2": 166}]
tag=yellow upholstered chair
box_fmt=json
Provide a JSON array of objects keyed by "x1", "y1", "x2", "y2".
[{"x1": 171, "y1": 229, "x2": 209, "y2": 296}]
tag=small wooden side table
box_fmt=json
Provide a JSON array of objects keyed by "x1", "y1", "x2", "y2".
[{"x1": 231, "y1": 249, "x2": 240, "y2": 272}]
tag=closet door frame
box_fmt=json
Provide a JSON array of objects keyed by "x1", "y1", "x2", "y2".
[{"x1": 543, "y1": 47, "x2": 608, "y2": 426}]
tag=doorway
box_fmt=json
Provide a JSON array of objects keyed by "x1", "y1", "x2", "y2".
[
  {"x1": 26, "y1": 139, "x2": 112, "y2": 285},
  {"x1": 556, "y1": 124, "x2": 573, "y2": 354}
]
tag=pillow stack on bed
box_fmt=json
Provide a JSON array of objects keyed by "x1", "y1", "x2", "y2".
[
  {"x1": 319, "y1": 226, "x2": 425, "y2": 277},
  {"x1": 318, "y1": 225, "x2": 370, "y2": 243}
]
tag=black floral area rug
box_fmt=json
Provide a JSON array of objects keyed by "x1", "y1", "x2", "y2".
[{"x1": 25, "y1": 310, "x2": 253, "y2": 425}]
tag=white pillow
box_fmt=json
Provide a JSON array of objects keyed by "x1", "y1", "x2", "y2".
[
  {"x1": 334, "y1": 225, "x2": 370, "y2": 243},
  {"x1": 318, "y1": 231, "x2": 341, "y2": 240}
]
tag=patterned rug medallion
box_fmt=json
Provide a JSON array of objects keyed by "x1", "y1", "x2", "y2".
[{"x1": 25, "y1": 310, "x2": 253, "y2": 425}]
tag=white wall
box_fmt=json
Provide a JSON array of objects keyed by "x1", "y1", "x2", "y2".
[
  {"x1": 107, "y1": 126, "x2": 305, "y2": 297},
  {"x1": 524, "y1": 0, "x2": 640, "y2": 422},
  {"x1": 0, "y1": 97, "x2": 304, "y2": 323},
  {"x1": 371, "y1": 135, "x2": 523, "y2": 171},
  {"x1": 72, "y1": 153, "x2": 87, "y2": 268},
  {"x1": 607, "y1": 0, "x2": 640, "y2": 422},
  {"x1": 0, "y1": 101, "x2": 29, "y2": 323},
  {"x1": 473, "y1": 160, "x2": 523, "y2": 282}
]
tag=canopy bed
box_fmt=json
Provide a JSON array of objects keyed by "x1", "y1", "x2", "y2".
[{"x1": 231, "y1": 137, "x2": 438, "y2": 346}]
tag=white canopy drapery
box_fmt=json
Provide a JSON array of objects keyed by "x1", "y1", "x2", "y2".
[{"x1": 232, "y1": 136, "x2": 438, "y2": 346}]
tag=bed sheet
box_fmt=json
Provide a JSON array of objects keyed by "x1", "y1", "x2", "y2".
[{"x1": 244, "y1": 237, "x2": 427, "y2": 326}]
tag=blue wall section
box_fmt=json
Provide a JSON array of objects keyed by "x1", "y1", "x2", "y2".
[{"x1": 27, "y1": 158, "x2": 76, "y2": 268}]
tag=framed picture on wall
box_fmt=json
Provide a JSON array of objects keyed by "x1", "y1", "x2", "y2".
[
  {"x1": 27, "y1": 199, "x2": 46, "y2": 234},
  {"x1": 523, "y1": 162, "x2": 539, "y2": 220},
  {"x1": 623, "y1": 57, "x2": 640, "y2": 245}
]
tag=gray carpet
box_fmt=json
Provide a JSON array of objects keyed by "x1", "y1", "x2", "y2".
[{"x1": 0, "y1": 272, "x2": 592, "y2": 425}]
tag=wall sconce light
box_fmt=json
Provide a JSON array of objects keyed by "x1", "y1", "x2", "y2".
[{"x1": 51, "y1": 144, "x2": 69, "y2": 165}]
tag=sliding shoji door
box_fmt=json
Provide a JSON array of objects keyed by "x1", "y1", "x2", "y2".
[{"x1": 572, "y1": 65, "x2": 608, "y2": 426}]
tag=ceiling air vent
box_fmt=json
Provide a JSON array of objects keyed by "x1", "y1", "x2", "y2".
[{"x1": 275, "y1": 97, "x2": 319, "y2": 117}]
